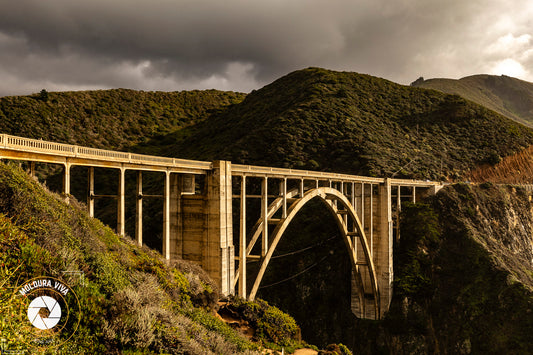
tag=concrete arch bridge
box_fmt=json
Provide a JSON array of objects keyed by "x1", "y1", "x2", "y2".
[{"x1": 0, "y1": 134, "x2": 442, "y2": 319}]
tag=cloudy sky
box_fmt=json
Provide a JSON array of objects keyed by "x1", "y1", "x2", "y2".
[{"x1": 1, "y1": 0, "x2": 532, "y2": 96}]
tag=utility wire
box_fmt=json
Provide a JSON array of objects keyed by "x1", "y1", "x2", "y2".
[
  {"x1": 259, "y1": 253, "x2": 331, "y2": 289},
  {"x1": 391, "y1": 157, "x2": 417, "y2": 178},
  {"x1": 271, "y1": 235, "x2": 337, "y2": 259}
]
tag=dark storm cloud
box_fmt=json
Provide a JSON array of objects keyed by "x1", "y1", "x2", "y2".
[{"x1": 0, "y1": 0, "x2": 532, "y2": 96}]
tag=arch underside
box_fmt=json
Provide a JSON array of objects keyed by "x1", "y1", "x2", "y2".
[{"x1": 236, "y1": 187, "x2": 380, "y2": 320}]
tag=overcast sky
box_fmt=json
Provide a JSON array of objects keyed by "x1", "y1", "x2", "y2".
[{"x1": 1, "y1": 0, "x2": 532, "y2": 96}]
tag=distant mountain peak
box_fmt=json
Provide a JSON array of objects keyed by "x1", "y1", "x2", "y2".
[{"x1": 412, "y1": 74, "x2": 533, "y2": 127}]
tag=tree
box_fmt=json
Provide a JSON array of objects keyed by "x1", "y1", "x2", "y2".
[{"x1": 39, "y1": 89, "x2": 49, "y2": 102}]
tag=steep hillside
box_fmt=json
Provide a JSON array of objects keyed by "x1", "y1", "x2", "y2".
[
  {"x1": 0, "y1": 162, "x2": 304, "y2": 354},
  {"x1": 161, "y1": 68, "x2": 533, "y2": 180},
  {"x1": 353, "y1": 183, "x2": 533, "y2": 353},
  {"x1": 0, "y1": 88, "x2": 245, "y2": 151},
  {"x1": 467, "y1": 144, "x2": 533, "y2": 184},
  {"x1": 412, "y1": 74, "x2": 533, "y2": 127}
]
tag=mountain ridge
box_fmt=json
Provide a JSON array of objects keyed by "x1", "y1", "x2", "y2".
[
  {"x1": 158, "y1": 67, "x2": 533, "y2": 180},
  {"x1": 3, "y1": 68, "x2": 533, "y2": 182},
  {"x1": 412, "y1": 74, "x2": 533, "y2": 127}
]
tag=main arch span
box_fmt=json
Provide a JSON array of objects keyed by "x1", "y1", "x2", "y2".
[
  {"x1": 245, "y1": 187, "x2": 380, "y2": 318},
  {"x1": 0, "y1": 133, "x2": 442, "y2": 320}
]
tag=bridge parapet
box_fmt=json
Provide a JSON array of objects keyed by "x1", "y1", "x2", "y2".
[{"x1": 0, "y1": 133, "x2": 212, "y2": 171}]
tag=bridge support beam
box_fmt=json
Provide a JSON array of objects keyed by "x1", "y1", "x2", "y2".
[
  {"x1": 87, "y1": 167, "x2": 95, "y2": 218},
  {"x1": 29, "y1": 161, "x2": 36, "y2": 178},
  {"x1": 374, "y1": 178, "x2": 393, "y2": 317},
  {"x1": 349, "y1": 180, "x2": 393, "y2": 319},
  {"x1": 63, "y1": 162, "x2": 71, "y2": 203},
  {"x1": 169, "y1": 173, "x2": 180, "y2": 260},
  {"x1": 261, "y1": 177, "x2": 268, "y2": 257},
  {"x1": 136, "y1": 171, "x2": 143, "y2": 246},
  {"x1": 163, "y1": 171, "x2": 171, "y2": 259},
  {"x1": 117, "y1": 167, "x2": 126, "y2": 236},
  {"x1": 238, "y1": 175, "x2": 247, "y2": 298},
  {"x1": 162, "y1": 171, "x2": 181, "y2": 260},
  {"x1": 204, "y1": 161, "x2": 234, "y2": 296}
]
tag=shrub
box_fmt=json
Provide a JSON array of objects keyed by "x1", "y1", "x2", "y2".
[{"x1": 227, "y1": 297, "x2": 300, "y2": 347}]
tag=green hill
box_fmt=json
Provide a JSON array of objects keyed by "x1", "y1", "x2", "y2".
[
  {"x1": 0, "y1": 88, "x2": 245, "y2": 151},
  {"x1": 0, "y1": 88, "x2": 247, "y2": 238},
  {"x1": 160, "y1": 68, "x2": 533, "y2": 180},
  {"x1": 412, "y1": 74, "x2": 533, "y2": 127}
]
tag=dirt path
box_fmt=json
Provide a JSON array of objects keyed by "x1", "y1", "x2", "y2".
[{"x1": 293, "y1": 349, "x2": 318, "y2": 355}]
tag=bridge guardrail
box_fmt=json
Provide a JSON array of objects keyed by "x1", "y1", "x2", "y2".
[
  {"x1": 231, "y1": 164, "x2": 385, "y2": 183},
  {"x1": 232, "y1": 163, "x2": 384, "y2": 182},
  {"x1": 516, "y1": 184, "x2": 533, "y2": 192},
  {"x1": 232, "y1": 163, "x2": 441, "y2": 188},
  {"x1": 6, "y1": 135, "x2": 76, "y2": 154},
  {"x1": 0, "y1": 133, "x2": 212, "y2": 170},
  {"x1": 390, "y1": 178, "x2": 442, "y2": 187}
]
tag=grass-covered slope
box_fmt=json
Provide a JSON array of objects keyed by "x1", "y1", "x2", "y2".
[
  {"x1": 161, "y1": 68, "x2": 533, "y2": 180},
  {"x1": 0, "y1": 88, "x2": 245, "y2": 151},
  {"x1": 412, "y1": 74, "x2": 533, "y2": 128},
  {"x1": 353, "y1": 183, "x2": 533, "y2": 354},
  {"x1": 0, "y1": 162, "x2": 302, "y2": 354}
]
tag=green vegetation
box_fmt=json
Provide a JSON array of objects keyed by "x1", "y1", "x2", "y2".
[
  {"x1": 161, "y1": 68, "x2": 533, "y2": 180},
  {"x1": 0, "y1": 162, "x2": 305, "y2": 353},
  {"x1": 0, "y1": 88, "x2": 245, "y2": 151},
  {"x1": 413, "y1": 74, "x2": 533, "y2": 128},
  {"x1": 395, "y1": 202, "x2": 441, "y2": 298},
  {"x1": 0, "y1": 87, "x2": 247, "y2": 251},
  {"x1": 226, "y1": 297, "x2": 300, "y2": 348}
]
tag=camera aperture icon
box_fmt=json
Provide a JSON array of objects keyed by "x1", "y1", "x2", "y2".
[
  {"x1": 10, "y1": 276, "x2": 82, "y2": 350},
  {"x1": 27, "y1": 295, "x2": 62, "y2": 330}
]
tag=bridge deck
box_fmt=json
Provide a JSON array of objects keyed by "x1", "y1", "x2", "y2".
[{"x1": 0, "y1": 133, "x2": 441, "y2": 189}]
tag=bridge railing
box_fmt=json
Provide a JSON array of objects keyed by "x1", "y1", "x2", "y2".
[
  {"x1": 232, "y1": 163, "x2": 384, "y2": 183},
  {"x1": 232, "y1": 163, "x2": 442, "y2": 188},
  {"x1": 0, "y1": 133, "x2": 212, "y2": 170},
  {"x1": 389, "y1": 178, "x2": 442, "y2": 187},
  {"x1": 517, "y1": 184, "x2": 533, "y2": 192},
  {"x1": 0, "y1": 133, "x2": 443, "y2": 188},
  {"x1": 6, "y1": 135, "x2": 76, "y2": 154}
]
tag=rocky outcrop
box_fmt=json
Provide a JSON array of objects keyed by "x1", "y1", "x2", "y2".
[{"x1": 352, "y1": 183, "x2": 533, "y2": 354}]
